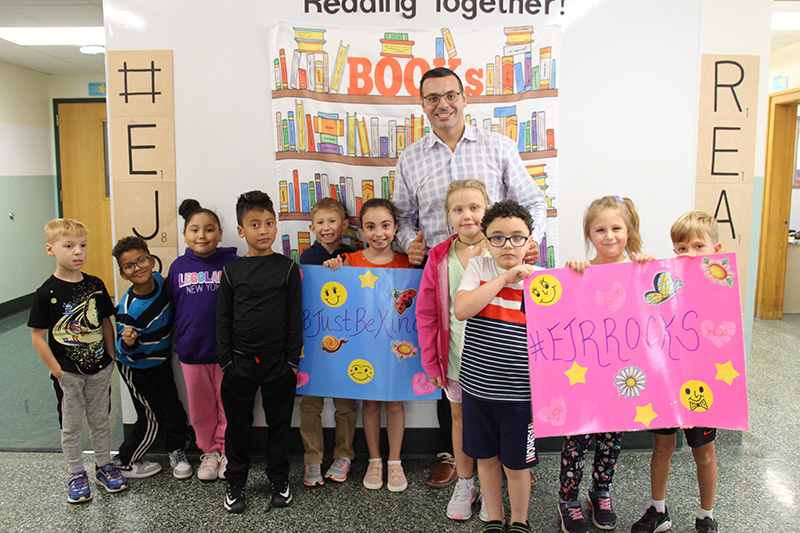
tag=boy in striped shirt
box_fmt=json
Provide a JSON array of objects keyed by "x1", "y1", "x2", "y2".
[
  {"x1": 454, "y1": 200, "x2": 539, "y2": 533},
  {"x1": 112, "y1": 236, "x2": 192, "y2": 480}
]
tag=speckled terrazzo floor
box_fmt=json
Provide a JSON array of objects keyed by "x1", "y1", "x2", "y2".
[{"x1": 1, "y1": 313, "x2": 798, "y2": 532}]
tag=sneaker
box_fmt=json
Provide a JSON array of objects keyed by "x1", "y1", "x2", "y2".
[
  {"x1": 695, "y1": 517, "x2": 718, "y2": 533},
  {"x1": 223, "y1": 481, "x2": 246, "y2": 513},
  {"x1": 169, "y1": 449, "x2": 192, "y2": 480},
  {"x1": 508, "y1": 522, "x2": 532, "y2": 533},
  {"x1": 363, "y1": 460, "x2": 383, "y2": 490},
  {"x1": 631, "y1": 506, "x2": 672, "y2": 533},
  {"x1": 387, "y1": 463, "x2": 408, "y2": 492},
  {"x1": 198, "y1": 452, "x2": 220, "y2": 482},
  {"x1": 479, "y1": 494, "x2": 489, "y2": 522},
  {"x1": 558, "y1": 500, "x2": 591, "y2": 533},
  {"x1": 94, "y1": 463, "x2": 128, "y2": 493},
  {"x1": 587, "y1": 490, "x2": 617, "y2": 530},
  {"x1": 483, "y1": 520, "x2": 505, "y2": 532},
  {"x1": 67, "y1": 471, "x2": 92, "y2": 504},
  {"x1": 446, "y1": 478, "x2": 477, "y2": 520},
  {"x1": 113, "y1": 456, "x2": 162, "y2": 478},
  {"x1": 271, "y1": 479, "x2": 293, "y2": 508},
  {"x1": 325, "y1": 457, "x2": 351, "y2": 483},
  {"x1": 218, "y1": 454, "x2": 227, "y2": 480},
  {"x1": 303, "y1": 463, "x2": 324, "y2": 487}
]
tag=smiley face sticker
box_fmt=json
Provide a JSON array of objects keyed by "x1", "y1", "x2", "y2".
[
  {"x1": 529, "y1": 274, "x2": 562, "y2": 306},
  {"x1": 320, "y1": 281, "x2": 348, "y2": 308},
  {"x1": 348, "y1": 359, "x2": 374, "y2": 384},
  {"x1": 680, "y1": 380, "x2": 714, "y2": 412}
]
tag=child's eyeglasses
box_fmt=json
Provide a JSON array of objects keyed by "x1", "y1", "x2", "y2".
[
  {"x1": 120, "y1": 255, "x2": 151, "y2": 274},
  {"x1": 487, "y1": 235, "x2": 529, "y2": 248},
  {"x1": 422, "y1": 91, "x2": 462, "y2": 105}
]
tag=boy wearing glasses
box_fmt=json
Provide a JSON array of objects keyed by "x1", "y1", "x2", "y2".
[
  {"x1": 454, "y1": 200, "x2": 539, "y2": 533},
  {"x1": 112, "y1": 236, "x2": 192, "y2": 480}
]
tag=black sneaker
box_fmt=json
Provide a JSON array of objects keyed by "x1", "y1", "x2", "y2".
[
  {"x1": 695, "y1": 517, "x2": 718, "y2": 533},
  {"x1": 631, "y1": 506, "x2": 672, "y2": 533},
  {"x1": 271, "y1": 479, "x2": 292, "y2": 508},
  {"x1": 508, "y1": 522, "x2": 531, "y2": 533},
  {"x1": 587, "y1": 490, "x2": 617, "y2": 530},
  {"x1": 223, "y1": 481, "x2": 246, "y2": 513},
  {"x1": 483, "y1": 520, "x2": 505, "y2": 533},
  {"x1": 558, "y1": 500, "x2": 590, "y2": 533}
]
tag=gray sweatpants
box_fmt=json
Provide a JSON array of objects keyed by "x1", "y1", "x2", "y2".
[{"x1": 59, "y1": 364, "x2": 114, "y2": 474}]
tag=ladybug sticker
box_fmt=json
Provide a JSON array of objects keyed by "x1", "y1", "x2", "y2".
[{"x1": 391, "y1": 288, "x2": 417, "y2": 315}]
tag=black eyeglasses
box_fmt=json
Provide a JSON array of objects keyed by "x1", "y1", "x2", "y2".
[
  {"x1": 422, "y1": 91, "x2": 462, "y2": 105},
  {"x1": 120, "y1": 255, "x2": 151, "y2": 274},
  {"x1": 487, "y1": 235, "x2": 530, "y2": 248}
]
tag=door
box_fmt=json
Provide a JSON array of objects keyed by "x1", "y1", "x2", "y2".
[{"x1": 55, "y1": 100, "x2": 115, "y2": 296}]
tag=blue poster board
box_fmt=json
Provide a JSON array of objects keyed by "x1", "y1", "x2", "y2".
[{"x1": 297, "y1": 265, "x2": 440, "y2": 402}]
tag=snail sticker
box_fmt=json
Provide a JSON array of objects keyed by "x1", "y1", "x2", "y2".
[
  {"x1": 320, "y1": 335, "x2": 349, "y2": 353},
  {"x1": 391, "y1": 287, "x2": 417, "y2": 315}
]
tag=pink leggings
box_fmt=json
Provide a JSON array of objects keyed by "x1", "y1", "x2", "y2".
[{"x1": 181, "y1": 362, "x2": 226, "y2": 454}]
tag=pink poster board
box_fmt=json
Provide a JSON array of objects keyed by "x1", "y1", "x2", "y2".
[{"x1": 523, "y1": 253, "x2": 748, "y2": 438}]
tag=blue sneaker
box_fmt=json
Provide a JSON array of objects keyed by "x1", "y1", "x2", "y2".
[
  {"x1": 94, "y1": 463, "x2": 129, "y2": 493},
  {"x1": 67, "y1": 471, "x2": 92, "y2": 504}
]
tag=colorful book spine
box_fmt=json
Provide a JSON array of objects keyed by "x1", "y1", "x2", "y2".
[
  {"x1": 288, "y1": 182, "x2": 295, "y2": 212},
  {"x1": 388, "y1": 120, "x2": 397, "y2": 158},
  {"x1": 315, "y1": 173, "x2": 322, "y2": 201},
  {"x1": 547, "y1": 129, "x2": 555, "y2": 150},
  {"x1": 357, "y1": 118, "x2": 370, "y2": 156},
  {"x1": 539, "y1": 47, "x2": 551, "y2": 90},
  {"x1": 537, "y1": 111, "x2": 546, "y2": 151},
  {"x1": 305, "y1": 114, "x2": 315, "y2": 152},
  {"x1": 275, "y1": 111, "x2": 282, "y2": 151},
  {"x1": 291, "y1": 249, "x2": 299, "y2": 264},
  {"x1": 441, "y1": 28, "x2": 456, "y2": 58},
  {"x1": 380, "y1": 137, "x2": 389, "y2": 158},
  {"x1": 532, "y1": 65, "x2": 539, "y2": 91},
  {"x1": 282, "y1": 119, "x2": 289, "y2": 151},
  {"x1": 309, "y1": 182, "x2": 316, "y2": 207},
  {"x1": 298, "y1": 232, "x2": 311, "y2": 257},
  {"x1": 396, "y1": 125, "x2": 405, "y2": 154},
  {"x1": 551, "y1": 59, "x2": 557, "y2": 89},
  {"x1": 530, "y1": 112, "x2": 537, "y2": 151},
  {"x1": 348, "y1": 113, "x2": 357, "y2": 155},
  {"x1": 321, "y1": 174, "x2": 329, "y2": 198},
  {"x1": 301, "y1": 182, "x2": 310, "y2": 213},
  {"x1": 331, "y1": 41, "x2": 349, "y2": 94},
  {"x1": 306, "y1": 54, "x2": 315, "y2": 92},
  {"x1": 298, "y1": 69, "x2": 307, "y2": 90},
  {"x1": 290, "y1": 50, "x2": 301, "y2": 89},
  {"x1": 370, "y1": 117, "x2": 380, "y2": 158},
  {"x1": 345, "y1": 177, "x2": 356, "y2": 217},
  {"x1": 413, "y1": 115, "x2": 423, "y2": 143},
  {"x1": 524, "y1": 52, "x2": 532, "y2": 91},
  {"x1": 287, "y1": 111, "x2": 296, "y2": 151},
  {"x1": 323, "y1": 51, "x2": 330, "y2": 93},
  {"x1": 362, "y1": 180, "x2": 374, "y2": 202},
  {"x1": 381, "y1": 176, "x2": 389, "y2": 199},
  {"x1": 315, "y1": 60, "x2": 324, "y2": 93},
  {"x1": 279, "y1": 48, "x2": 288, "y2": 89},
  {"x1": 279, "y1": 181, "x2": 289, "y2": 212},
  {"x1": 293, "y1": 170, "x2": 301, "y2": 211},
  {"x1": 486, "y1": 63, "x2": 494, "y2": 95},
  {"x1": 339, "y1": 176, "x2": 348, "y2": 211},
  {"x1": 494, "y1": 55, "x2": 501, "y2": 95},
  {"x1": 435, "y1": 37, "x2": 444, "y2": 58},
  {"x1": 494, "y1": 105, "x2": 516, "y2": 118},
  {"x1": 282, "y1": 235, "x2": 291, "y2": 257},
  {"x1": 389, "y1": 170, "x2": 395, "y2": 199},
  {"x1": 273, "y1": 59, "x2": 281, "y2": 90},
  {"x1": 502, "y1": 56, "x2": 514, "y2": 95}
]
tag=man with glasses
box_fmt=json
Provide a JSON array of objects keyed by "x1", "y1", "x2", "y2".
[
  {"x1": 394, "y1": 67, "x2": 546, "y2": 493},
  {"x1": 394, "y1": 67, "x2": 547, "y2": 267}
]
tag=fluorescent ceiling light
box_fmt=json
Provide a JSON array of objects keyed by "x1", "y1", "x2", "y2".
[
  {"x1": 0, "y1": 27, "x2": 104, "y2": 46},
  {"x1": 772, "y1": 12, "x2": 800, "y2": 30},
  {"x1": 80, "y1": 45, "x2": 105, "y2": 55}
]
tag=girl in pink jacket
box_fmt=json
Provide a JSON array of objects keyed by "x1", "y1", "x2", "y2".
[{"x1": 417, "y1": 179, "x2": 492, "y2": 521}]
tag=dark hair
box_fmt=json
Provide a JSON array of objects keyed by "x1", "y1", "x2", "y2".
[
  {"x1": 419, "y1": 67, "x2": 463, "y2": 95},
  {"x1": 112, "y1": 235, "x2": 150, "y2": 262},
  {"x1": 235, "y1": 190, "x2": 275, "y2": 225},
  {"x1": 179, "y1": 199, "x2": 221, "y2": 231},
  {"x1": 359, "y1": 198, "x2": 399, "y2": 227},
  {"x1": 481, "y1": 200, "x2": 534, "y2": 235}
]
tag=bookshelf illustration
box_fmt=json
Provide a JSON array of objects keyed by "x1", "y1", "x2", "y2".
[
  {"x1": 278, "y1": 168, "x2": 396, "y2": 225},
  {"x1": 527, "y1": 163, "x2": 556, "y2": 218}
]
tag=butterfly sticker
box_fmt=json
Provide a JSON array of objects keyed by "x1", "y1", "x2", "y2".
[
  {"x1": 643, "y1": 271, "x2": 684, "y2": 305},
  {"x1": 391, "y1": 288, "x2": 417, "y2": 315}
]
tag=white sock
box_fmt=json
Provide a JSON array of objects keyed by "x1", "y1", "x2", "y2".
[
  {"x1": 387, "y1": 460, "x2": 401, "y2": 466},
  {"x1": 697, "y1": 508, "x2": 714, "y2": 520},
  {"x1": 651, "y1": 499, "x2": 666, "y2": 513},
  {"x1": 368, "y1": 458, "x2": 382, "y2": 464}
]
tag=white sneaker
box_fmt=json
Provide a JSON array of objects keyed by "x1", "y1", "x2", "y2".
[
  {"x1": 113, "y1": 456, "x2": 162, "y2": 479},
  {"x1": 169, "y1": 449, "x2": 193, "y2": 480},
  {"x1": 447, "y1": 478, "x2": 477, "y2": 520},
  {"x1": 479, "y1": 493, "x2": 489, "y2": 522},
  {"x1": 218, "y1": 454, "x2": 227, "y2": 480},
  {"x1": 198, "y1": 452, "x2": 220, "y2": 482}
]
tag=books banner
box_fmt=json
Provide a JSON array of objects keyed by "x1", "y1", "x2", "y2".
[
  {"x1": 523, "y1": 254, "x2": 749, "y2": 438},
  {"x1": 297, "y1": 265, "x2": 439, "y2": 401},
  {"x1": 269, "y1": 22, "x2": 560, "y2": 265}
]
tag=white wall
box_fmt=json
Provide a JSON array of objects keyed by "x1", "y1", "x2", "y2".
[{"x1": 103, "y1": 0, "x2": 773, "y2": 428}]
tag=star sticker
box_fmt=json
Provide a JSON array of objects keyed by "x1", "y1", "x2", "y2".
[
  {"x1": 360, "y1": 270, "x2": 379, "y2": 288},
  {"x1": 715, "y1": 360, "x2": 740, "y2": 386},
  {"x1": 564, "y1": 362, "x2": 587, "y2": 386},
  {"x1": 634, "y1": 403, "x2": 659, "y2": 427},
  {"x1": 300, "y1": 346, "x2": 305, "y2": 358},
  {"x1": 98, "y1": 83, "x2": 106, "y2": 94}
]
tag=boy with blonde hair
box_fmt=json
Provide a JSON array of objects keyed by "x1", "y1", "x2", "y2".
[
  {"x1": 298, "y1": 197, "x2": 357, "y2": 486},
  {"x1": 28, "y1": 218, "x2": 128, "y2": 503},
  {"x1": 631, "y1": 210, "x2": 722, "y2": 533}
]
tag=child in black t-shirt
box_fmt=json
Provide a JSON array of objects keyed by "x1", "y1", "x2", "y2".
[{"x1": 28, "y1": 218, "x2": 128, "y2": 504}]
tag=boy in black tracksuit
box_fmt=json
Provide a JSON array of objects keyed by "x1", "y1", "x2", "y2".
[{"x1": 217, "y1": 190, "x2": 302, "y2": 514}]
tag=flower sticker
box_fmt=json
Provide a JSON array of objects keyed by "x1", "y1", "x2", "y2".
[
  {"x1": 615, "y1": 366, "x2": 647, "y2": 398},
  {"x1": 391, "y1": 340, "x2": 418, "y2": 360},
  {"x1": 701, "y1": 257, "x2": 736, "y2": 287}
]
